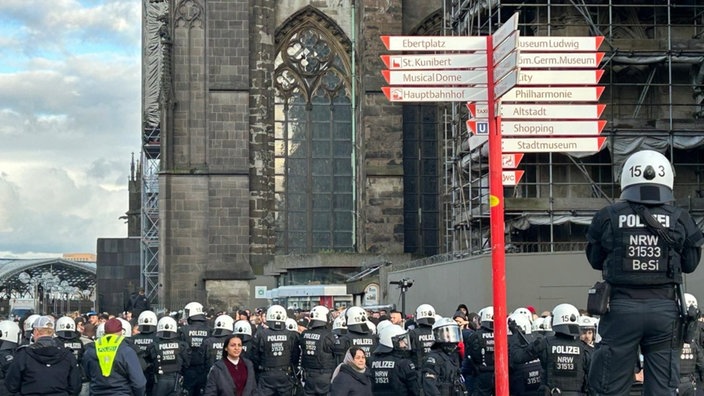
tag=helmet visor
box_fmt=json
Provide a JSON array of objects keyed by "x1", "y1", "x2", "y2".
[
  {"x1": 434, "y1": 325, "x2": 462, "y2": 343},
  {"x1": 392, "y1": 332, "x2": 412, "y2": 351}
]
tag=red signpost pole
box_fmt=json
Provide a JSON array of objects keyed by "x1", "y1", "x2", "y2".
[{"x1": 486, "y1": 35, "x2": 509, "y2": 396}]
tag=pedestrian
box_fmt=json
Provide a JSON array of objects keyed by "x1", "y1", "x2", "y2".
[
  {"x1": 203, "y1": 334, "x2": 257, "y2": 396},
  {"x1": 330, "y1": 346, "x2": 373, "y2": 396},
  {"x1": 586, "y1": 150, "x2": 704, "y2": 395},
  {"x1": 55, "y1": 316, "x2": 89, "y2": 395},
  {"x1": 127, "y1": 288, "x2": 151, "y2": 319},
  {"x1": 133, "y1": 310, "x2": 158, "y2": 396},
  {"x1": 465, "y1": 306, "x2": 496, "y2": 396},
  {"x1": 5, "y1": 315, "x2": 82, "y2": 395},
  {"x1": 82, "y1": 317, "x2": 147, "y2": 395},
  {"x1": 333, "y1": 306, "x2": 378, "y2": 365}
]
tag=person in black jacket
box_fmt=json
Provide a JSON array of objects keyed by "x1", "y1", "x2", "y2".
[
  {"x1": 0, "y1": 320, "x2": 21, "y2": 396},
  {"x1": 422, "y1": 317, "x2": 466, "y2": 396},
  {"x1": 370, "y1": 324, "x2": 418, "y2": 396},
  {"x1": 5, "y1": 315, "x2": 82, "y2": 396},
  {"x1": 204, "y1": 334, "x2": 257, "y2": 396},
  {"x1": 330, "y1": 346, "x2": 372, "y2": 396}
]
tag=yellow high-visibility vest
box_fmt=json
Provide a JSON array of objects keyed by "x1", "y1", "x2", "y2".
[{"x1": 95, "y1": 335, "x2": 124, "y2": 377}]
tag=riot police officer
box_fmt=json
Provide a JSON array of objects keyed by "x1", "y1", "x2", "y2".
[
  {"x1": 507, "y1": 313, "x2": 542, "y2": 396},
  {"x1": 55, "y1": 316, "x2": 88, "y2": 394},
  {"x1": 332, "y1": 315, "x2": 347, "y2": 338},
  {"x1": 201, "y1": 314, "x2": 234, "y2": 370},
  {"x1": 466, "y1": 306, "x2": 496, "y2": 395},
  {"x1": 421, "y1": 317, "x2": 466, "y2": 396},
  {"x1": 300, "y1": 305, "x2": 337, "y2": 396},
  {"x1": 133, "y1": 310, "x2": 158, "y2": 396},
  {"x1": 20, "y1": 313, "x2": 39, "y2": 345},
  {"x1": 586, "y1": 150, "x2": 704, "y2": 395},
  {"x1": 178, "y1": 301, "x2": 211, "y2": 396},
  {"x1": 252, "y1": 304, "x2": 301, "y2": 396},
  {"x1": 234, "y1": 319, "x2": 254, "y2": 360},
  {"x1": 409, "y1": 304, "x2": 436, "y2": 369},
  {"x1": 333, "y1": 306, "x2": 378, "y2": 364},
  {"x1": 511, "y1": 304, "x2": 590, "y2": 396},
  {"x1": 149, "y1": 316, "x2": 191, "y2": 396},
  {"x1": 370, "y1": 324, "x2": 418, "y2": 396},
  {"x1": 0, "y1": 320, "x2": 21, "y2": 395}
]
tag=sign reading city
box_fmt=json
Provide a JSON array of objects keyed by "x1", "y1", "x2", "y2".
[{"x1": 517, "y1": 70, "x2": 604, "y2": 85}]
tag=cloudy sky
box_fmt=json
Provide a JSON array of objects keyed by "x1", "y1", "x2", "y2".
[{"x1": 0, "y1": 0, "x2": 141, "y2": 258}]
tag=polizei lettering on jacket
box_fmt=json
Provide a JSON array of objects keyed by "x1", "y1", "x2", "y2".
[
  {"x1": 352, "y1": 338, "x2": 374, "y2": 346},
  {"x1": 267, "y1": 335, "x2": 288, "y2": 342},
  {"x1": 619, "y1": 213, "x2": 668, "y2": 272},
  {"x1": 371, "y1": 360, "x2": 396, "y2": 369},
  {"x1": 303, "y1": 333, "x2": 321, "y2": 340},
  {"x1": 551, "y1": 345, "x2": 580, "y2": 354}
]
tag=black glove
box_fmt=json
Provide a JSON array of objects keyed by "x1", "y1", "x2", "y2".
[{"x1": 508, "y1": 319, "x2": 522, "y2": 335}]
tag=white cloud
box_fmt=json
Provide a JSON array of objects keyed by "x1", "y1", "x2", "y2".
[{"x1": 0, "y1": 0, "x2": 140, "y2": 257}]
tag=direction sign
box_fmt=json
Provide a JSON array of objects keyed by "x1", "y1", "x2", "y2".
[
  {"x1": 518, "y1": 70, "x2": 604, "y2": 85},
  {"x1": 493, "y1": 31, "x2": 519, "y2": 65},
  {"x1": 499, "y1": 104, "x2": 606, "y2": 119},
  {"x1": 467, "y1": 120, "x2": 490, "y2": 135},
  {"x1": 381, "y1": 36, "x2": 487, "y2": 51},
  {"x1": 518, "y1": 36, "x2": 605, "y2": 52},
  {"x1": 380, "y1": 54, "x2": 488, "y2": 70},
  {"x1": 501, "y1": 86, "x2": 605, "y2": 102},
  {"x1": 502, "y1": 170, "x2": 525, "y2": 186},
  {"x1": 519, "y1": 52, "x2": 605, "y2": 68},
  {"x1": 502, "y1": 153, "x2": 524, "y2": 169},
  {"x1": 493, "y1": 13, "x2": 519, "y2": 50},
  {"x1": 495, "y1": 69, "x2": 519, "y2": 99},
  {"x1": 501, "y1": 120, "x2": 607, "y2": 136},
  {"x1": 469, "y1": 135, "x2": 488, "y2": 150},
  {"x1": 502, "y1": 137, "x2": 607, "y2": 153},
  {"x1": 494, "y1": 51, "x2": 519, "y2": 83},
  {"x1": 382, "y1": 69, "x2": 487, "y2": 85},
  {"x1": 382, "y1": 86, "x2": 488, "y2": 102},
  {"x1": 466, "y1": 103, "x2": 489, "y2": 118}
]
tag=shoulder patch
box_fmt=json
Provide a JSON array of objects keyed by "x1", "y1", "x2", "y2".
[{"x1": 425, "y1": 356, "x2": 436, "y2": 364}]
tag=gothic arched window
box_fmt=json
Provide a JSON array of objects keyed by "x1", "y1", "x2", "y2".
[{"x1": 274, "y1": 11, "x2": 353, "y2": 254}]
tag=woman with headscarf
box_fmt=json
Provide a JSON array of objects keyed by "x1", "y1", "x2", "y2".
[
  {"x1": 204, "y1": 334, "x2": 256, "y2": 396},
  {"x1": 330, "y1": 346, "x2": 372, "y2": 396}
]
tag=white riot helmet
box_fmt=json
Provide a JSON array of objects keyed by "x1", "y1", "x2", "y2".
[
  {"x1": 23, "y1": 314, "x2": 41, "y2": 332},
  {"x1": 432, "y1": 317, "x2": 462, "y2": 344},
  {"x1": 96, "y1": 322, "x2": 106, "y2": 339},
  {"x1": 309, "y1": 305, "x2": 330, "y2": 328},
  {"x1": 345, "y1": 306, "x2": 370, "y2": 334},
  {"x1": 378, "y1": 324, "x2": 411, "y2": 352},
  {"x1": 620, "y1": 150, "x2": 674, "y2": 204},
  {"x1": 376, "y1": 319, "x2": 393, "y2": 336},
  {"x1": 578, "y1": 315, "x2": 598, "y2": 330},
  {"x1": 156, "y1": 316, "x2": 178, "y2": 339},
  {"x1": 55, "y1": 316, "x2": 77, "y2": 339},
  {"x1": 552, "y1": 303, "x2": 580, "y2": 337},
  {"x1": 479, "y1": 306, "x2": 494, "y2": 330},
  {"x1": 415, "y1": 304, "x2": 436, "y2": 326},
  {"x1": 332, "y1": 314, "x2": 347, "y2": 336},
  {"x1": 213, "y1": 314, "x2": 235, "y2": 336},
  {"x1": 118, "y1": 318, "x2": 132, "y2": 337},
  {"x1": 0, "y1": 320, "x2": 21, "y2": 344},
  {"x1": 285, "y1": 318, "x2": 298, "y2": 332},
  {"x1": 532, "y1": 316, "x2": 553, "y2": 334},
  {"x1": 508, "y1": 312, "x2": 532, "y2": 335},
  {"x1": 367, "y1": 320, "x2": 376, "y2": 335},
  {"x1": 137, "y1": 310, "x2": 158, "y2": 333},
  {"x1": 184, "y1": 302, "x2": 205, "y2": 321},
  {"x1": 685, "y1": 293, "x2": 698, "y2": 309},
  {"x1": 266, "y1": 305, "x2": 288, "y2": 330},
  {"x1": 233, "y1": 320, "x2": 252, "y2": 342},
  {"x1": 513, "y1": 307, "x2": 534, "y2": 324}
]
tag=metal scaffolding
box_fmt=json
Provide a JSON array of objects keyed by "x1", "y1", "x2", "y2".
[{"x1": 443, "y1": 0, "x2": 704, "y2": 255}]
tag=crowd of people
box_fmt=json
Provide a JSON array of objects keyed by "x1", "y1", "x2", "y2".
[{"x1": 1, "y1": 295, "x2": 701, "y2": 396}]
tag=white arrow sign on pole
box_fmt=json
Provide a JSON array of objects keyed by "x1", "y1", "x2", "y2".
[
  {"x1": 382, "y1": 70, "x2": 488, "y2": 85},
  {"x1": 382, "y1": 87, "x2": 488, "y2": 102},
  {"x1": 518, "y1": 36, "x2": 605, "y2": 52},
  {"x1": 499, "y1": 104, "x2": 606, "y2": 119},
  {"x1": 495, "y1": 70, "x2": 519, "y2": 99},
  {"x1": 381, "y1": 36, "x2": 487, "y2": 51},
  {"x1": 518, "y1": 70, "x2": 604, "y2": 85},
  {"x1": 502, "y1": 137, "x2": 607, "y2": 153},
  {"x1": 501, "y1": 87, "x2": 605, "y2": 102},
  {"x1": 501, "y1": 120, "x2": 607, "y2": 136},
  {"x1": 519, "y1": 52, "x2": 605, "y2": 68},
  {"x1": 502, "y1": 170, "x2": 525, "y2": 186}
]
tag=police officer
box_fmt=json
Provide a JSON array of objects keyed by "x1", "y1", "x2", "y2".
[
  {"x1": 507, "y1": 313, "x2": 543, "y2": 396},
  {"x1": 201, "y1": 314, "x2": 234, "y2": 370},
  {"x1": 234, "y1": 319, "x2": 254, "y2": 360},
  {"x1": 333, "y1": 306, "x2": 378, "y2": 364},
  {"x1": 252, "y1": 304, "x2": 300, "y2": 396},
  {"x1": 678, "y1": 335, "x2": 704, "y2": 396},
  {"x1": 300, "y1": 305, "x2": 337, "y2": 396},
  {"x1": 421, "y1": 317, "x2": 466, "y2": 396},
  {"x1": 178, "y1": 301, "x2": 211, "y2": 396},
  {"x1": 55, "y1": 316, "x2": 89, "y2": 395},
  {"x1": 133, "y1": 310, "x2": 158, "y2": 395},
  {"x1": 466, "y1": 306, "x2": 496, "y2": 395},
  {"x1": 409, "y1": 304, "x2": 436, "y2": 369},
  {"x1": 20, "y1": 313, "x2": 39, "y2": 345},
  {"x1": 370, "y1": 324, "x2": 418, "y2": 396},
  {"x1": 586, "y1": 150, "x2": 704, "y2": 396},
  {"x1": 149, "y1": 316, "x2": 190, "y2": 396},
  {"x1": 511, "y1": 303, "x2": 590, "y2": 396},
  {"x1": 332, "y1": 315, "x2": 347, "y2": 338},
  {"x1": 0, "y1": 320, "x2": 21, "y2": 395}
]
